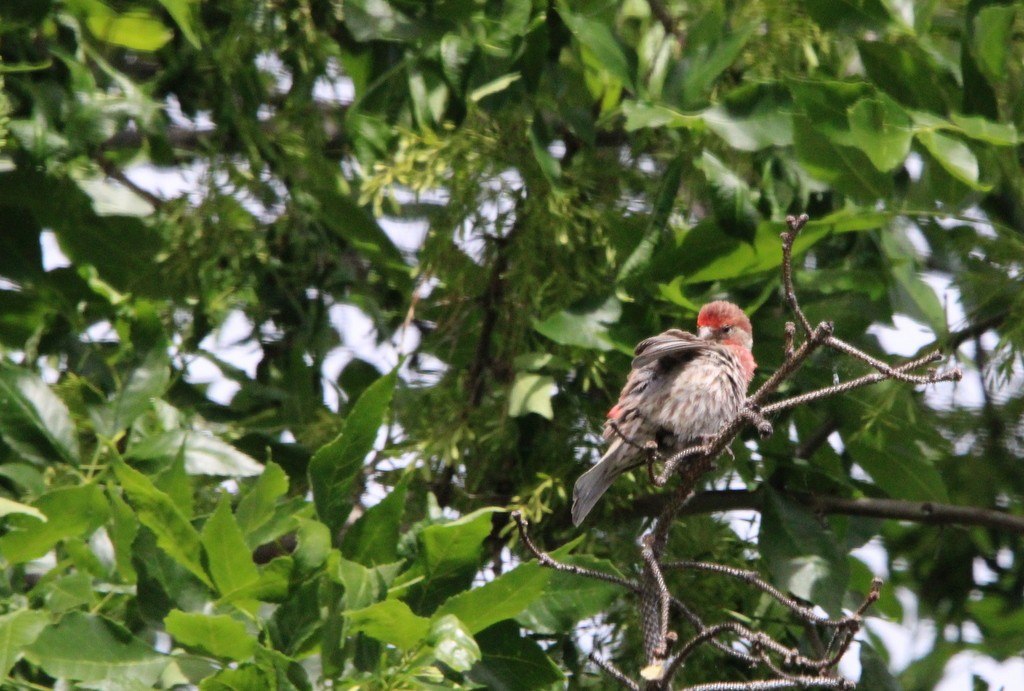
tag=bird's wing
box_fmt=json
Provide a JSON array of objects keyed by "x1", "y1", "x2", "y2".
[{"x1": 631, "y1": 329, "x2": 710, "y2": 370}]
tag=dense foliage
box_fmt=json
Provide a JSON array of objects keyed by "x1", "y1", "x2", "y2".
[{"x1": 1, "y1": 0, "x2": 1023, "y2": 688}]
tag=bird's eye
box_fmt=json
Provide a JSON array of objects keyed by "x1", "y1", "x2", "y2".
[{"x1": 721, "y1": 325, "x2": 733, "y2": 334}]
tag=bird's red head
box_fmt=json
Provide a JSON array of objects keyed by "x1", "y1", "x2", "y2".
[{"x1": 697, "y1": 301, "x2": 752, "y2": 336}]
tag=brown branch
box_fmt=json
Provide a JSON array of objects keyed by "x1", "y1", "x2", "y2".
[
  {"x1": 647, "y1": 0, "x2": 687, "y2": 46},
  {"x1": 511, "y1": 512, "x2": 640, "y2": 592},
  {"x1": 781, "y1": 214, "x2": 813, "y2": 336},
  {"x1": 660, "y1": 561, "x2": 850, "y2": 626},
  {"x1": 945, "y1": 312, "x2": 1005, "y2": 351},
  {"x1": 466, "y1": 216, "x2": 522, "y2": 406},
  {"x1": 641, "y1": 534, "x2": 673, "y2": 664},
  {"x1": 680, "y1": 680, "x2": 853, "y2": 691},
  {"x1": 94, "y1": 154, "x2": 165, "y2": 209},
  {"x1": 621, "y1": 488, "x2": 1024, "y2": 534},
  {"x1": 589, "y1": 652, "x2": 641, "y2": 691},
  {"x1": 795, "y1": 416, "x2": 840, "y2": 460}
]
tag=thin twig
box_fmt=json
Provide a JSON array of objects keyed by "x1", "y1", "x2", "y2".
[
  {"x1": 679, "y1": 679, "x2": 854, "y2": 691},
  {"x1": 781, "y1": 214, "x2": 813, "y2": 336},
  {"x1": 660, "y1": 561, "x2": 851, "y2": 626},
  {"x1": 511, "y1": 512, "x2": 641, "y2": 592},
  {"x1": 589, "y1": 652, "x2": 641, "y2": 691}
]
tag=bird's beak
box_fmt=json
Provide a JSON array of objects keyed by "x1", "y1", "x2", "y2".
[{"x1": 698, "y1": 326, "x2": 714, "y2": 340}]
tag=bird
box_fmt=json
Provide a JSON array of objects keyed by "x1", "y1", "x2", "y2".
[{"x1": 571, "y1": 301, "x2": 756, "y2": 526}]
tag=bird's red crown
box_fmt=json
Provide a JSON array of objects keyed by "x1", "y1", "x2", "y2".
[{"x1": 696, "y1": 301, "x2": 752, "y2": 334}]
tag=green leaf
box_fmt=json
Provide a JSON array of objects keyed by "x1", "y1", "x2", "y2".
[
  {"x1": 235, "y1": 461, "x2": 290, "y2": 548},
  {"x1": 0, "y1": 360, "x2": 80, "y2": 465},
  {"x1": 680, "y1": 20, "x2": 758, "y2": 107},
  {"x1": 107, "y1": 487, "x2": 139, "y2": 582},
  {"x1": 792, "y1": 113, "x2": 893, "y2": 200},
  {"x1": 617, "y1": 156, "x2": 685, "y2": 283},
  {"x1": 516, "y1": 555, "x2": 623, "y2": 634},
  {"x1": 313, "y1": 174, "x2": 413, "y2": 291},
  {"x1": 343, "y1": 0, "x2": 420, "y2": 42},
  {"x1": 435, "y1": 561, "x2": 549, "y2": 634},
  {"x1": 395, "y1": 509, "x2": 496, "y2": 615},
  {"x1": 342, "y1": 475, "x2": 409, "y2": 566},
  {"x1": 128, "y1": 430, "x2": 263, "y2": 477},
  {"x1": 0, "y1": 609, "x2": 48, "y2": 676},
  {"x1": 468, "y1": 620, "x2": 565, "y2": 690},
  {"x1": 804, "y1": 0, "x2": 890, "y2": 30},
  {"x1": 858, "y1": 643, "x2": 901, "y2": 691},
  {"x1": 701, "y1": 83, "x2": 794, "y2": 151},
  {"x1": 847, "y1": 96, "x2": 914, "y2": 171},
  {"x1": 857, "y1": 41, "x2": 949, "y2": 112},
  {"x1": 880, "y1": 228, "x2": 947, "y2": 333},
  {"x1": 469, "y1": 73, "x2": 522, "y2": 103},
  {"x1": 200, "y1": 665, "x2": 271, "y2": 691},
  {"x1": 759, "y1": 489, "x2": 849, "y2": 614},
  {"x1": 0, "y1": 496, "x2": 46, "y2": 521},
  {"x1": 846, "y1": 433, "x2": 947, "y2": 502},
  {"x1": 916, "y1": 130, "x2": 987, "y2": 190},
  {"x1": 654, "y1": 212, "x2": 884, "y2": 285},
  {"x1": 0, "y1": 484, "x2": 109, "y2": 563},
  {"x1": 294, "y1": 518, "x2": 333, "y2": 572},
  {"x1": 113, "y1": 459, "x2": 213, "y2": 588},
  {"x1": 41, "y1": 572, "x2": 96, "y2": 612},
  {"x1": 557, "y1": 4, "x2": 633, "y2": 90},
  {"x1": 621, "y1": 101, "x2": 703, "y2": 131},
  {"x1": 346, "y1": 599, "x2": 431, "y2": 650},
  {"x1": 533, "y1": 296, "x2": 621, "y2": 351},
  {"x1": 164, "y1": 610, "x2": 257, "y2": 661},
  {"x1": 309, "y1": 368, "x2": 398, "y2": 537},
  {"x1": 23, "y1": 612, "x2": 168, "y2": 684},
  {"x1": 972, "y1": 5, "x2": 1016, "y2": 85},
  {"x1": 156, "y1": 0, "x2": 201, "y2": 48},
  {"x1": 508, "y1": 373, "x2": 555, "y2": 420},
  {"x1": 699, "y1": 151, "x2": 759, "y2": 243},
  {"x1": 200, "y1": 494, "x2": 260, "y2": 600},
  {"x1": 0, "y1": 171, "x2": 164, "y2": 295},
  {"x1": 227, "y1": 556, "x2": 293, "y2": 603},
  {"x1": 330, "y1": 555, "x2": 386, "y2": 611},
  {"x1": 948, "y1": 113, "x2": 1018, "y2": 146},
  {"x1": 85, "y1": 10, "x2": 174, "y2": 51},
  {"x1": 92, "y1": 351, "x2": 170, "y2": 437},
  {"x1": 429, "y1": 615, "x2": 480, "y2": 672},
  {"x1": 528, "y1": 120, "x2": 561, "y2": 184}
]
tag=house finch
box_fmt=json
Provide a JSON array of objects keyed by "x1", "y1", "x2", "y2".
[{"x1": 571, "y1": 301, "x2": 756, "y2": 526}]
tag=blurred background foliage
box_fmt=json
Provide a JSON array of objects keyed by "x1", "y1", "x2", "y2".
[{"x1": 0, "y1": 0, "x2": 1023, "y2": 688}]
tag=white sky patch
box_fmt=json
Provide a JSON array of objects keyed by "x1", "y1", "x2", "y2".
[
  {"x1": 329, "y1": 303, "x2": 397, "y2": 370},
  {"x1": 184, "y1": 310, "x2": 263, "y2": 405},
  {"x1": 314, "y1": 59, "x2": 355, "y2": 104},
  {"x1": 82, "y1": 320, "x2": 118, "y2": 344},
  {"x1": 851, "y1": 537, "x2": 889, "y2": 578},
  {"x1": 379, "y1": 216, "x2": 430, "y2": 254},
  {"x1": 866, "y1": 587, "x2": 937, "y2": 672},
  {"x1": 936, "y1": 652, "x2": 1024, "y2": 691},
  {"x1": 124, "y1": 161, "x2": 205, "y2": 203},
  {"x1": 40, "y1": 231, "x2": 71, "y2": 270},
  {"x1": 164, "y1": 94, "x2": 214, "y2": 130},
  {"x1": 868, "y1": 314, "x2": 935, "y2": 357}
]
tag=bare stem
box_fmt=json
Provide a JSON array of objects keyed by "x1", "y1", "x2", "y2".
[
  {"x1": 589, "y1": 652, "x2": 641, "y2": 691},
  {"x1": 511, "y1": 512, "x2": 640, "y2": 593},
  {"x1": 781, "y1": 214, "x2": 813, "y2": 336}
]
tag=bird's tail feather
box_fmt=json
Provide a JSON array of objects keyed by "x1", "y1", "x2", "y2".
[{"x1": 571, "y1": 442, "x2": 629, "y2": 526}]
